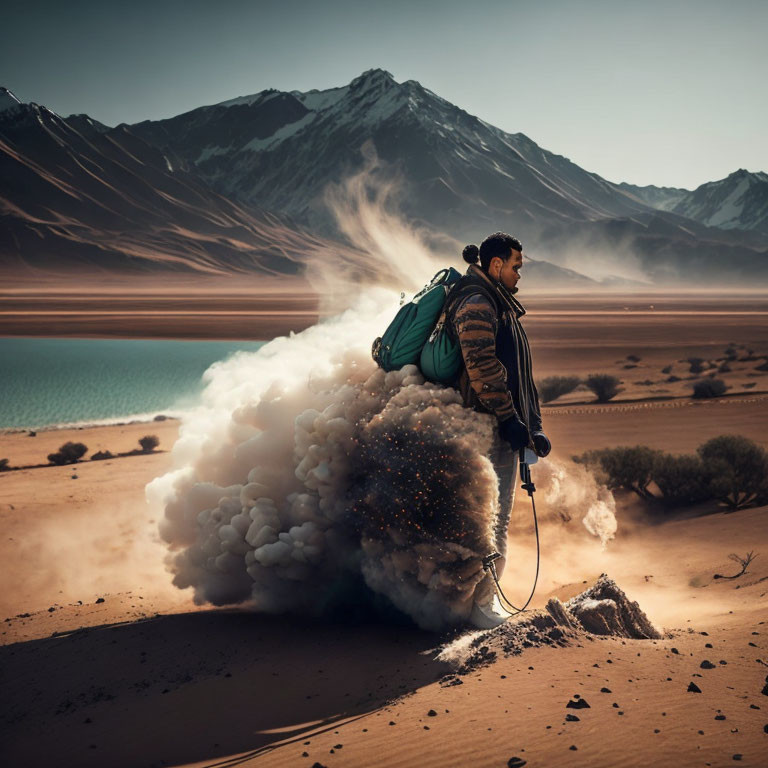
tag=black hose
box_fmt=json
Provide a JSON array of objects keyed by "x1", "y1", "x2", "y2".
[{"x1": 485, "y1": 452, "x2": 541, "y2": 616}]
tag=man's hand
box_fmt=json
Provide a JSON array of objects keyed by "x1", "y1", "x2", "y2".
[
  {"x1": 531, "y1": 430, "x2": 552, "y2": 457},
  {"x1": 498, "y1": 415, "x2": 529, "y2": 451}
]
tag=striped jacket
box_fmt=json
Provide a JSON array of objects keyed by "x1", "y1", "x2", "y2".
[{"x1": 448, "y1": 265, "x2": 542, "y2": 431}]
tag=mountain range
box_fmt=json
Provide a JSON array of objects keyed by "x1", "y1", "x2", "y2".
[{"x1": 1, "y1": 72, "x2": 766, "y2": 287}]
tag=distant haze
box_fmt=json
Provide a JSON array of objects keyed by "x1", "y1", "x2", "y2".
[{"x1": 2, "y1": 0, "x2": 765, "y2": 189}]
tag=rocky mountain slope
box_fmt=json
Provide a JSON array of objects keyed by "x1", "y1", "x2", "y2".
[
  {"x1": 0, "y1": 90, "x2": 362, "y2": 280},
  {"x1": 2, "y1": 73, "x2": 766, "y2": 287}
]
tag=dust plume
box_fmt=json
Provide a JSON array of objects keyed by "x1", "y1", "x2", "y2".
[
  {"x1": 2, "y1": 497, "x2": 177, "y2": 615},
  {"x1": 147, "y1": 165, "x2": 621, "y2": 630}
]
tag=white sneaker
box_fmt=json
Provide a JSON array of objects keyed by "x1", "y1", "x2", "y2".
[{"x1": 469, "y1": 594, "x2": 509, "y2": 629}]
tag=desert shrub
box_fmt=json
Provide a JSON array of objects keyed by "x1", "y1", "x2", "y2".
[
  {"x1": 724, "y1": 345, "x2": 738, "y2": 361},
  {"x1": 537, "y1": 375, "x2": 582, "y2": 403},
  {"x1": 576, "y1": 446, "x2": 662, "y2": 500},
  {"x1": 651, "y1": 454, "x2": 710, "y2": 506},
  {"x1": 138, "y1": 435, "x2": 160, "y2": 453},
  {"x1": 0, "y1": 458, "x2": 9, "y2": 472},
  {"x1": 718, "y1": 362, "x2": 731, "y2": 373},
  {"x1": 47, "y1": 441, "x2": 87, "y2": 465},
  {"x1": 698, "y1": 435, "x2": 768, "y2": 511},
  {"x1": 91, "y1": 450, "x2": 114, "y2": 461},
  {"x1": 661, "y1": 365, "x2": 672, "y2": 374},
  {"x1": 626, "y1": 354, "x2": 641, "y2": 363},
  {"x1": 585, "y1": 374, "x2": 622, "y2": 403},
  {"x1": 687, "y1": 357, "x2": 705, "y2": 374},
  {"x1": 692, "y1": 379, "x2": 727, "y2": 398}
]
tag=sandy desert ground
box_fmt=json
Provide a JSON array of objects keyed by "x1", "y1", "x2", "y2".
[{"x1": 1, "y1": 294, "x2": 767, "y2": 767}]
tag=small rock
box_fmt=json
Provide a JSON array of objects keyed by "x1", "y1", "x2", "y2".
[
  {"x1": 565, "y1": 714, "x2": 580, "y2": 722},
  {"x1": 600, "y1": 687, "x2": 611, "y2": 693},
  {"x1": 507, "y1": 758, "x2": 527, "y2": 768},
  {"x1": 302, "y1": 752, "x2": 308, "y2": 757},
  {"x1": 95, "y1": 597, "x2": 105, "y2": 604},
  {"x1": 48, "y1": 606, "x2": 56, "y2": 613},
  {"x1": 715, "y1": 715, "x2": 726, "y2": 721},
  {"x1": 566, "y1": 698, "x2": 590, "y2": 709},
  {"x1": 671, "y1": 648, "x2": 680, "y2": 654},
  {"x1": 732, "y1": 755, "x2": 742, "y2": 762},
  {"x1": 687, "y1": 682, "x2": 702, "y2": 693},
  {"x1": 701, "y1": 660, "x2": 716, "y2": 669},
  {"x1": 705, "y1": 643, "x2": 713, "y2": 648},
  {"x1": 569, "y1": 745, "x2": 578, "y2": 751},
  {"x1": 333, "y1": 744, "x2": 342, "y2": 749},
  {"x1": 427, "y1": 709, "x2": 437, "y2": 717}
]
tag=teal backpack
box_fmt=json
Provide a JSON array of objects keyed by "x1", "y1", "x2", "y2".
[{"x1": 372, "y1": 267, "x2": 490, "y2": 385}]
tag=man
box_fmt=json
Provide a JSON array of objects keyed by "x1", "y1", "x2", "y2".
[{"x1": 447, "y1": 232, "x2": 551, "y2": 628}]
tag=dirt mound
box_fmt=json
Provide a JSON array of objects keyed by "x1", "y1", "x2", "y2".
[
  {"x1": 566, "y1": 574, "x2": 661, "y2": 639},
  {"x1": 438, "y1": 574, "x2": 661, "y2": 673}
]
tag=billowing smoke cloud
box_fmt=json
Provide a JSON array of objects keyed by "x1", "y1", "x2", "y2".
[
  {"x1": 147, "y1": 157, "x2": 619, "y2": 631},
  {"x1": 147, "y1": 293, "x2": 619, "y2": 630}
]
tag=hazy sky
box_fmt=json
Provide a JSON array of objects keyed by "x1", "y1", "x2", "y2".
[{"x1": 2, "y1": 0, "x2": 765, "y2": 189}]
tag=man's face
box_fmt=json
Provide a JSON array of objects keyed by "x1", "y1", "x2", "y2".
[{"x1": 491, "y1": 249, "x2": 523, "y2": 293}]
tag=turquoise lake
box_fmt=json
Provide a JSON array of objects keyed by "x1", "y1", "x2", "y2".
[{"x1": 0, "y1": 338, "x2": 265, "y2": 429}]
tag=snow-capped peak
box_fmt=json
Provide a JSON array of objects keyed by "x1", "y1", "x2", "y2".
[
  {"x1": 0, "y1": 87, "x2": 23, "y2": 114},
  {"x1": 348, "y1": 68, "x2": 395, "y2": 91},
  {"x1": 672, "y1": 166, "x2": 768, "y2": 233}
]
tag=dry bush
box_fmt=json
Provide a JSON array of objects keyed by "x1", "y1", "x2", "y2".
[
  {"x1": 698, "y1": 435, "x2": 768, "y2": 511},
  {"x1": 139, "y1": 435, "x2": 160, "y2": 453},
  {"x1": 576, "y1": 446, "x2": 661, "y2": 500},
  {"x1": 651, "y1": 455, "x2": 710, "y2": 506},
  {"x1": 714, "y1": 551, "x2": 758, "y2": 579},
  {"x1": 47, "y1": 441, "x2": 88, "y2": 465},
  {"x1": 692, "y1": 379, "x2": 727, "y2": 398},
  {"x1": 537, "y1": 375, "x2": 582, "y2": 403},
  {"x1": 91, "y1": 450, "x2": 114, "y2": 461},
  {"x1": 687, "y1": 357, "x2": 705, "y2": 374},
  {"x1": 0, "y1": 458, "x2": 9, "y2": 472},
  {"x1": 585, "y1": 374, "x2": 622, "y2": 403}
]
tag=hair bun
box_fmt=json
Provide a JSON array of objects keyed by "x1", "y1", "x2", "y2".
[{"x1": 462, "y1": 244, "x2": 479, "y2": 264}]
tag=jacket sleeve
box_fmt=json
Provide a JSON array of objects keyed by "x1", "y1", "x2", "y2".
[{"x1": 452, "y1": 293, "x2": 517, "y2": 421}]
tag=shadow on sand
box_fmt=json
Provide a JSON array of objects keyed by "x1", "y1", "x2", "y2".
[{"x1": 1, "y1": 608, "x2": 451, "y2": 768}]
